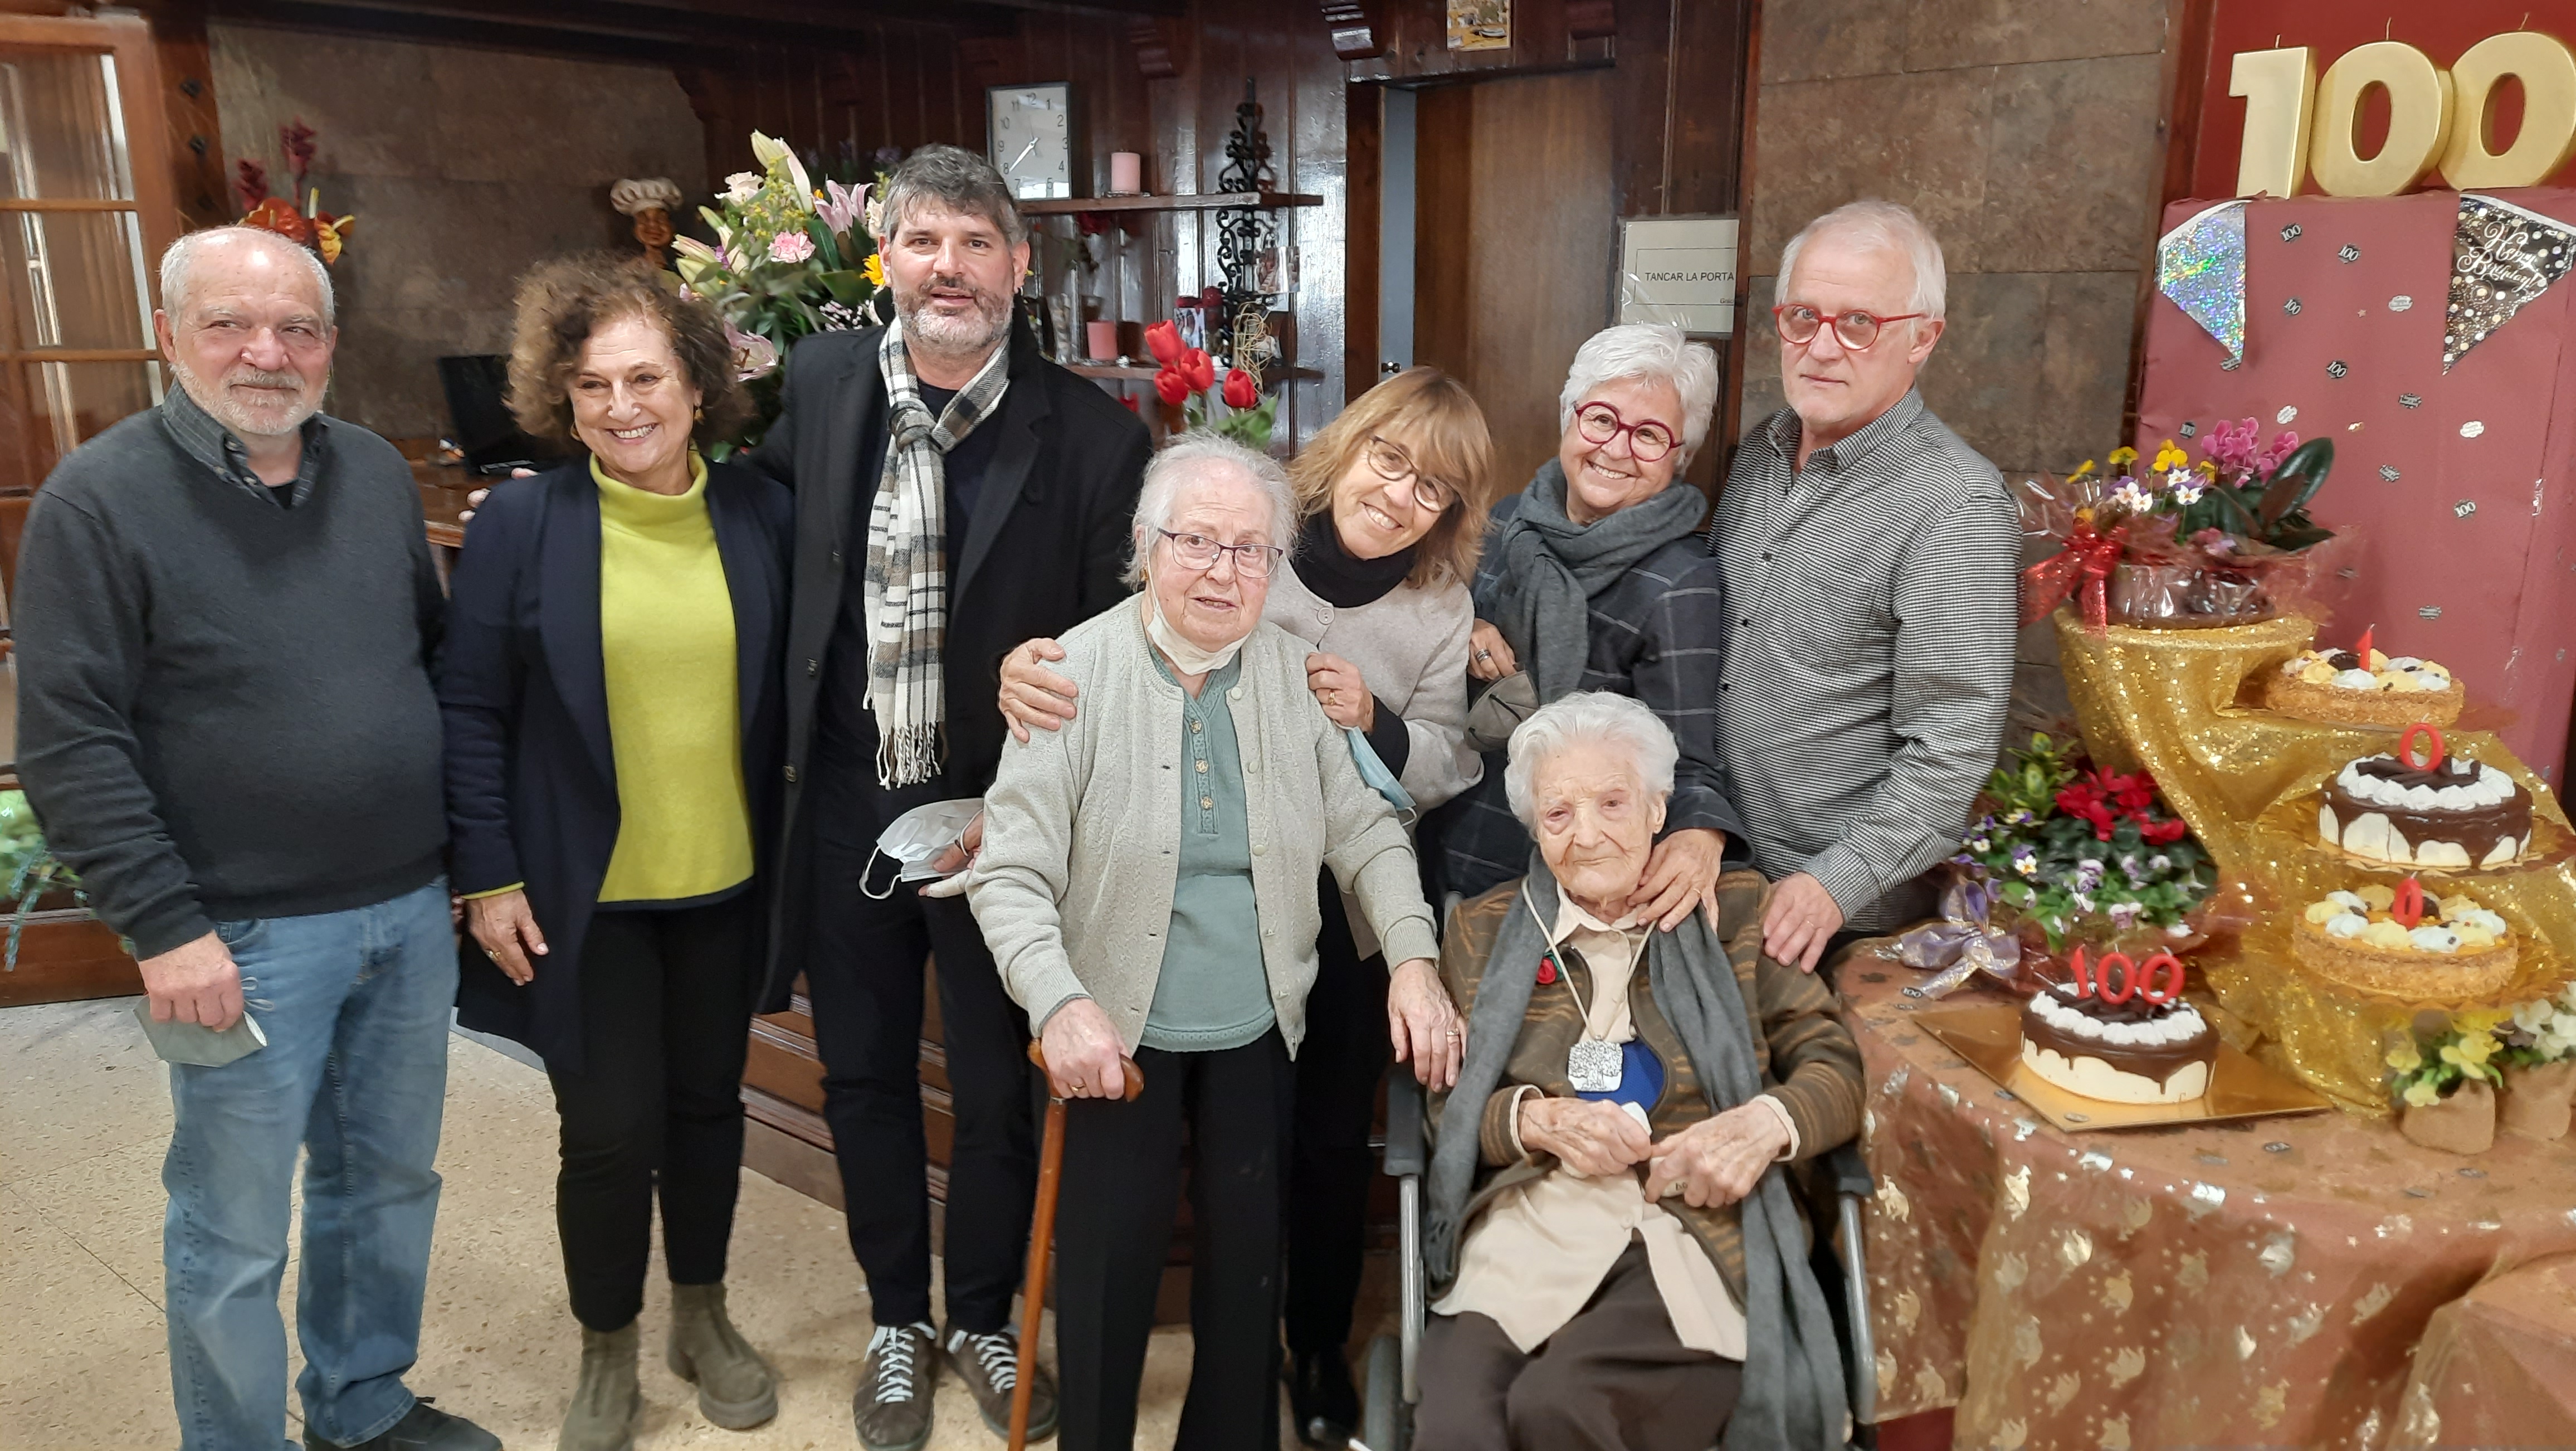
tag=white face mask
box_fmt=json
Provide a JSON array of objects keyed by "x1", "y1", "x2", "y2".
[{"x1": 1141, "y1": 581, "x2": 1250, "y2": 675}]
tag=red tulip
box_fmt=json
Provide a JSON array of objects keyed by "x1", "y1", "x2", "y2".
[
  {"x1": 1222, "y1": 367, "x2": 1259, "y2": 410},
  {"x1": 1155, "y1": 367, "x2": 1191, "y2": 406},
  {"x1": 1180, "y1": 348, "x2": 1216, "y2": 394},
  {"x1": 1145, "y1": 319, "x2": 1185, "y2": 367}
]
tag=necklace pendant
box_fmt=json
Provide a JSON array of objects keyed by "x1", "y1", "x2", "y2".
[{"x1": 1566, "y1": 1038, "x2": 1623, "y2": 1093}]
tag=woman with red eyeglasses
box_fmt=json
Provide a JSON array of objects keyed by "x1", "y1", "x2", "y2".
[{"x1": 1423, "y1": 323, "x2": 1745, "y2": 930}]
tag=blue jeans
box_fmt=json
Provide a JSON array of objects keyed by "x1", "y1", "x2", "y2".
[{"x1": 162, "y1": 879, "x2": 455, "y2": 1450}]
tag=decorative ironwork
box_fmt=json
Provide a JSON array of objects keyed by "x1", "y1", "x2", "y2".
[{"x1": 1214, "y1": 77, "x2": 1277, "y2": 315}]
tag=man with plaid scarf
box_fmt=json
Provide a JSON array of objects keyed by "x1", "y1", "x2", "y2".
[{"x1": 742, "y1": 144, "x2": 1152, "y2": 1450}]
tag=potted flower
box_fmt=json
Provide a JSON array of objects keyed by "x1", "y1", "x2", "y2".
[
  {"x1": 1950, "y1": 733, "x2": 2214, "y2": 965},
  {"x1": 2495, "y1": 988, "x2": 2576, "y2": 1140},
  {"x1": 2387, "y1": 1011, "x2": 2509, "y2": 1153},
  {"x1": 2019, "y1": 425, "x2": 2336, "y2": 631}
]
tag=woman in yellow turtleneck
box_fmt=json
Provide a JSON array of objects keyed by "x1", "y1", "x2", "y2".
[{"x1": 438, "y1": 255, "x2": 792, "y2": 1450}]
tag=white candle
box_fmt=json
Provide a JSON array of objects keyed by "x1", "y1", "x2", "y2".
[{"x1": 1109, "y1": 152, "x2": 1143, "y2": 194}]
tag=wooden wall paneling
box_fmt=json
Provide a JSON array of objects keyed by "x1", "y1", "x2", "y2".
[
  {"x1": 1343, "y1": 79, "x2": 1381, "y2": 400},
  {"x1": 1410, "y1": 81, "x2": 1472, "y2": 387}
]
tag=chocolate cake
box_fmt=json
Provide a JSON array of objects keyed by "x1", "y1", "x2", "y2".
[
  {"x1": 2318, "y1": 753, "x2": 2529, "y2": 868},
  {"x1": 2018, "y1": 983, "x2": 2217, "y2": 1104}
]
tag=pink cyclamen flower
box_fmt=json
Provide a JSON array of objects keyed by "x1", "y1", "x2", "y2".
[
  {"x1": 724, "y1": 322, "x2": 780, "y2": 382},
  {"x1": 768, "y1": 231, "x2": 816, "y2": 264}
]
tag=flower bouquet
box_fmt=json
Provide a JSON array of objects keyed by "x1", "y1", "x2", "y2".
[
  {"x1": 2018, "y1": 422, "x2": 2339, "y2": 631},
  {"x1": 1145, "y1": 319, "x2": 1275, "y2": 450},
  {"x1": 234, "y1": 119, "x2": 355, "y2": 265},
  {"x1": 1951, "y1": 733, "x2": 2215, "y2": 961},
  {"x1": 2495, "y1": 988, "x2": 2576, "y2": 1139},
  {"x1": 670, "y1": 132, "x2": 889, "y2": 448}
]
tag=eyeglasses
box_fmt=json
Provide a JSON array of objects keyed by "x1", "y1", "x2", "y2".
[
  {"x1": 1572, "y1": 403, "x2": 1679, "y2": 463},
  {"x1": 1362, "y1": 434, "x2": 1460, "y2": 512},
  {"x1": 1157, "y1": 528, "x2": 1285, "y2": 578},
  {"x1": 1772, "y1": 303, "x2": 1929, "y2": 352}
]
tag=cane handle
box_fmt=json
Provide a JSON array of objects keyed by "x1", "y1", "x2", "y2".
[{"x1": 1027, "y1": 1038, "x2": 1144, "y2": 1101}]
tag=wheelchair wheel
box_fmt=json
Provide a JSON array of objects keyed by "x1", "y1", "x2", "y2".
[{"x1": 1360, "y1": 1331, "x2": 1406, "y2": 1451}]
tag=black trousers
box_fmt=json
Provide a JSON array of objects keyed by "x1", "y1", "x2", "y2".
[
  {"x1": 803, "y1": 761, "x2": 1038, "y2": 1333},
  {"x1": 1055, "y1": 1033, "x2": 1294, "y2": 1451},
  {"x1": 1283, "y1": 878, "x2": 1390, "y2": 1356},
  {"x1": 549, "y1": 891, "x2": 760, "y2": 1332}
]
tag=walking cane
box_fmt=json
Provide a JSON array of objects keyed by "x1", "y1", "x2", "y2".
[{"x1": 1011, "y1": 1038, "x2": 1143, "y2": 1451}]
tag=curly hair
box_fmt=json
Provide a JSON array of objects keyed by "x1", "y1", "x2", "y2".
[{"x1": 505, "y1": 252, "x2": 748, "y2": 446}]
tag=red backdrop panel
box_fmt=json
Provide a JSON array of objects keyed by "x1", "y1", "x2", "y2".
[
  {"x1": 2188, "y1": 1, "x2": 2576, "y2": 202},
  {"x1": 2134, "y1": 188, "x2": 2576, "y2": 778}
]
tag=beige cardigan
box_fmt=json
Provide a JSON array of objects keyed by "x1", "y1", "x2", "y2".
[{"x1": 969, "y1": 598, "x2": 1442, "y2": 1056}]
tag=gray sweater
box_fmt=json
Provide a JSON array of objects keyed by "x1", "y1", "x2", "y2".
[
  {"x1": 970, "y1": 598, "x2": 1441, "y2": 1056},
  {"x1": 13, "y1": 392, "x2": 447, "y2": 957}
]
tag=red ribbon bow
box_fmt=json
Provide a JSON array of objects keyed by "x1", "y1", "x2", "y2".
[{"x1": 2018, "y1": 518, "x2": 2129, "y2": 633}]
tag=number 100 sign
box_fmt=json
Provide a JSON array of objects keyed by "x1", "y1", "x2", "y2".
[{"x1": 2230, "y1": 31, "x2": 2576, "y2": 198}]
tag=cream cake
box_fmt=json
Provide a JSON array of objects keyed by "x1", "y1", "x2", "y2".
[{"x1": 2018, "y1": 983, "x2": 2217, "y2": 1104}]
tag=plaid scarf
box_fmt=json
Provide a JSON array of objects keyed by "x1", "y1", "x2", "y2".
[{"x1": 866, "y1": 319, "x2": 1012, "y2": 787}]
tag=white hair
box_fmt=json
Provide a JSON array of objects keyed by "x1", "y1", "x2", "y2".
[
  {"x1": 1126, "y1": 431, "x2": 1297, "y2": 586},
  {"x1": 1777, "y1": 198, "x2": 1946, "y2": 322},
  {"x1": 1502, "y1": 691, "x2": 1679, "y2": 826},
  {"x1": 1556, "y1": 324, "x2": 1721, "y2": 464},
  {"x1": 159, "y1": 226, "x2": 335, "y2": 327}
]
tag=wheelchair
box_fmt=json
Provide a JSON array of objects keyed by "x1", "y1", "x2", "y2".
[{"x1": 1354, "y1": 1072, "x2": 1882, "y2": 1451}]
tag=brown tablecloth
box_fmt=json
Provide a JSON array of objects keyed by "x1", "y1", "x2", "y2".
[
  {"x1": 1845, "y1": 961, "x2": 2576, "y2": 1448},
  {"x1": 2393, "y1": 1252, "x2": 2576, "y2": 1448}
]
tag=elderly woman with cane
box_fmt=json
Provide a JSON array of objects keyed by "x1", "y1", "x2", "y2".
[
  {"x1": 970, "y1": 432, "x2": 1461, "y2": 1451},
  {"x1": 1418, "y1": 692, "x2": 1863, "y2": 1450}
]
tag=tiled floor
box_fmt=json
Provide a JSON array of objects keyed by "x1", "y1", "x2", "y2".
[{"x1": 0, "y1": 997, "x2": 1200, "y2": 1450}]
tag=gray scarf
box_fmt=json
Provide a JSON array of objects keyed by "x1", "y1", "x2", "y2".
[
  {"x1": 866, "y1": 320, "x2": 1011, "y2": 787},
  {"x1": 1426, "y1": 856, "x2": 1848, "y2": 1451},
  {"x1": 1481, "y1": 460, "x2": 1707, "y2": 704}
]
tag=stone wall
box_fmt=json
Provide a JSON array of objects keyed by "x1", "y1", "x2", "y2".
[
  {"x1": 1738, "y1": 0, "x2": 2172, "y2": 476},
  {"x1": 208, "y1": 23, "x2": 706, "y2": 441},
  {"x1": 1736, "y1": 0, "x2": 2179, "y2": 729}
]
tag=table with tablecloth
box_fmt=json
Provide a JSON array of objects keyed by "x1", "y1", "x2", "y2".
[
  {"x1": 1842, "y1": 962, "x2": 2576, "y2": 1448},
  {"x1": 2393, "y1": 1251, "x2": 2576, "y2": 1448}
]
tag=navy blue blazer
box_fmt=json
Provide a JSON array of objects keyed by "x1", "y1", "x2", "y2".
[{"x1": 438, "y1": 457, "x2": 793, "y2": 1071}]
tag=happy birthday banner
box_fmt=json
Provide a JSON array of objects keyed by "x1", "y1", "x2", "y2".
[{"x1": 2445, "y1": 193, "x2": 2576, "y2": 369}]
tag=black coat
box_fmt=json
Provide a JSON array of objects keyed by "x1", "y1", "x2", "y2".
[
  {"x1": 740, "y1": 319, "x2": 1152, "y2": 1009},
  {"x1": 439, "y1": 457, "x2": 794, "y2": 1070}
]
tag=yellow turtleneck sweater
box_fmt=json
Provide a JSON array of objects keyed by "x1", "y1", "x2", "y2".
[{"x1": 592, "y1": 452, "x2": 753, "y2": 904}]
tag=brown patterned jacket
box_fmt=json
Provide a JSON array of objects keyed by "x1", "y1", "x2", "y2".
[{"x1": 1427, "y1": 868, "x2": 1865, "y2": 1302}]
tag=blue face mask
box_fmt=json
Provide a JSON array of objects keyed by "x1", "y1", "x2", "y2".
[{"x1": 1346, "y1": 728, "x2": 1416, "y2": 825}]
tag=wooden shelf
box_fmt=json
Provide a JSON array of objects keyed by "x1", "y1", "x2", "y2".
[
  {"x1": 1019, "y1": 191, "x2": 1322, "y2": 215},
  {"x1": 1069, "y1": 362, "x2": 1324, "y2": 383}
]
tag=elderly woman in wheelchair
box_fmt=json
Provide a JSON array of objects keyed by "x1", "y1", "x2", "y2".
[{"x1": 1416, "y1": 692, "x2": 1865, "y2": 1451}]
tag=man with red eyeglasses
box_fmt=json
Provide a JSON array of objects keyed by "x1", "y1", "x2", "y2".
[{"x1": 1709, "y1": 199, "x2": 2020, "y2": 978}]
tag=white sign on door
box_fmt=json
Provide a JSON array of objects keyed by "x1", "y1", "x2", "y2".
[{"x1": 1618, "y1": 216, "x2": 1740, "y2": 337}]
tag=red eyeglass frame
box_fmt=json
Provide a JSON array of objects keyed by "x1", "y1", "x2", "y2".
[{"x1": 1771, "y1": 303, "x2": 1930, "y2": 350}]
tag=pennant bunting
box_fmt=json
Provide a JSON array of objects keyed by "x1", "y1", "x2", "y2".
[
  {"x1": 2443, "y1": 193, "x2": 2576, "y2": 371},
  {"x1": 2158, "y1": 200, "x2": 2248, "y2": 366}
]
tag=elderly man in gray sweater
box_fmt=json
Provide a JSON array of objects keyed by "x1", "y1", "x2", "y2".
[
  {"x1": 13, "y1": 227, "x2": 494, "y2": 1451},
  {"x1": 971, "y1": 433, "x2": 1458, "y2": 1451}
]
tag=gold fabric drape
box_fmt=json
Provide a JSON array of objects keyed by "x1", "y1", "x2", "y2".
[{"x1": 2052, "y1": 611, "x2": 2576, "y2": 1111}]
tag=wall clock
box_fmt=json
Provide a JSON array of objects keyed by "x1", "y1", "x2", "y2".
[{"x1": 987, "y1": 82, "x2": 1075, "y2": 201}]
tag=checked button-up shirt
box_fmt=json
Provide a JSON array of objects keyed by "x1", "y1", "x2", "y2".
[{"x1": 1709, "y1": 388, "x2": 2021, "y2": 934}]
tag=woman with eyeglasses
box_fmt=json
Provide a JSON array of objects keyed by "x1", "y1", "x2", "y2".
[
  {"x1": 971, "y1": 434, "x2": 1456, "y2": 1450},
  {"x1": 997, "y1": 367, "x2": 1501, "y2": 1444},
  {"x1": 1424, "y1": 323, "x2": 1746, "y2": 927}
]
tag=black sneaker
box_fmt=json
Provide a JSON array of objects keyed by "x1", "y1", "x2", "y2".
[
  {"x1": 854, "y1": 1322, "x2": 936, "y2": 1451},
  {"x1": 1288, "y1": 1347, "x2": 1359, "y2": 1447},
  {"x1": 942, "y1": 1322, "x2": 1058, "y2": 1442},
  {"x1": 304, "y1": 1399, "x2": 502, "y2": 1451}
]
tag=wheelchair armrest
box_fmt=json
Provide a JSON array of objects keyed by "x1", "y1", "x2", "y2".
[
  {"x1": 1824, "y1": 1139, "x2": 1874, "y2": 1200},
  {"x1": 1382, "y1": 1072, "x2": 1428, "y2": 1178}
]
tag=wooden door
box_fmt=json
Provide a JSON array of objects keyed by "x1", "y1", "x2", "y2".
[
  {"x1": 1412, "y1": 68, "x2": 1616, "y2": 489},
  {"x1": 0, "y1": 13, "x2": 177, "y2": 502}
]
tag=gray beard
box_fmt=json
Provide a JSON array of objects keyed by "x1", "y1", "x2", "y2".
[
  {"x1": 897, "y1": 287, "x2": 1011, "y2": 359},
  {"x1": 172, "y1": 358, "x2": 325, "y2": 440}
]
